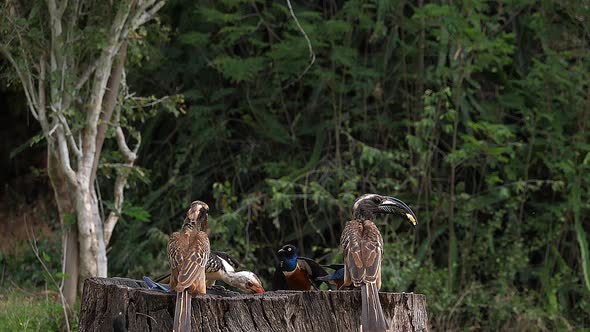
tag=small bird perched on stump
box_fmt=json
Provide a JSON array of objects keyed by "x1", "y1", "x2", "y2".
[
  {"x1": 272, "y1": 244, "x2": 328, "y2": 291},
  {"x1": 341, "y1": 194, "x2": 417, "y2": 332},
  {"x1": 167, "y1": 201, "x2": 211, "y2": 332}
]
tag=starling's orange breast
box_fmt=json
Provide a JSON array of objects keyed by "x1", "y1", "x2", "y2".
[{"x1": 285, "y1": 267, "x2": 313, "y2": 290}]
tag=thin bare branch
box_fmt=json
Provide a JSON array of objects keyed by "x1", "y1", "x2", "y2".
[
  {"x1": 104, "y1": 127, "x2": 138, "y2": 245},
  {"x1": 47, "y1": 0, "x2": 64, "y2": 73},
  {"x1": 103, "y1": 173, "x2": 126, "y2": 245},
  {"x1": 134, "y1": 0, "x2": 165, "y2": 28},
  {"x1": 0, "y1": 46, "x2": 41, "y2": 121},
  {"x1": 55, "y1": 126, "x2": 79, "y2": 186},
  {"x1": 58, "y1": 0, "x2": 69, "y2": 15},
  {"x1": 37, "y1": 57, "x2": 51, "y2": 133},
  {"x1": 64, "y1": 121, "x2": 82, "y2": 159},
  {"x1": 79, "y1": 2, "x2": 133, "y2": 184},
  {"x1": 90, "y1": 41, "x2": 128, "y2": 187},
  {"x1": 51, "y1": 105, "x2": 81, "y2": 158},
  {"x1": 104, "y1": 99, "x2": 139, "y2": 244},
  {"x1": 285, "y1": 0, "x2": 315, "y2": 87},
  {"x1": 75, "y1": 58, "x2": 99, "y2": 90},
  {"x1": 115, "y1": 126, "x2": 138, "y2": 162},
  {"x1": 48, "y1": 123, "x2": 59, "y2": 136},
  {"x1": 128, "y1": 95, "x2": 169, "y2": 109},
  {"x1": 120, "y1": 0, "x2": 165, "y2": 43},
  {"x1": 1, "y1": 12, "x2": 42, "y2": 111},
  {"x1": 25, "y1": 219, "x2": 71, "y2": 332},
  {"x1": 38, "y1": 58, "x2": 47, "y2": 120}
]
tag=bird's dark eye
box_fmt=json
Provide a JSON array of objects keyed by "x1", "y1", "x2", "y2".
[{"x1": 246, "y1": 281, "x2": 253, "y2": 287}]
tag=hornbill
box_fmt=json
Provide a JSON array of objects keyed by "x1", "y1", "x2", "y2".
[
  {"x1": 205, "y1": 251, "x2": 265, "y2": 293},
  {"x1": 167, "y1": 201, "x2": 210, "y2": 332},
  {"x1": 272, "y1": 244, "x2": 329, "y2": 291},
  {"x1": 147, "y1": 251, "x2": 265, "y2": 294},
  {"x1": 341, "y1": 194, "x2": 417, "y2": 332}
]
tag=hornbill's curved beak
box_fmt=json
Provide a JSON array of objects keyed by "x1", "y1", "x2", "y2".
[
  {"x1": 380, "y1": 196, "x2": 418, "y2": 226},
  {"x1": 278, "y1": 248, "x2": 285, "y2": 255},
  {"x1": 252, "y1": 286, "x2": 265, "y2": 294}
]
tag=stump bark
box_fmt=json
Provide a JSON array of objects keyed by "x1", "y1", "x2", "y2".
[{"x1": 79, "y1": 277, "x2": 429, "y2": 332}]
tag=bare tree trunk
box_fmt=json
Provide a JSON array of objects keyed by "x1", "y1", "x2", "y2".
[
  {"x1": 75, "y1": 185, "x2": 108, "y2": 281},
  {"x1": 47, "y1": 150, "x2": 79, "y2": 312},
  {"x1": 90, "y1": 41, "x2": 129, "y2": 188}
]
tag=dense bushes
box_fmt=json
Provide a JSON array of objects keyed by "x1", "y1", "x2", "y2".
[
  {"x1": 2, "y1": 0, "x2": 589, "y2": 330},
  {"x1": 106, "y1": 1, "x2": 590, "y2": 330}
]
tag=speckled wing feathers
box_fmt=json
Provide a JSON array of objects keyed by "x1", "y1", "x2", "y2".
[
  {"x1": 167, "y1": 230, "x2": 210, "y2": 292},
  {"x1": 167, "y1": 232, "x2": 184, "y2": 272},
  {"x1": 213, "y1": 251, "x2": 240, "y2": 270},
  {"x1": 206, "y1": 252, "x2": 228, "y2": 274},
  {"x1": 341, "y1": 219, "x2": 388, "y2": 331},
  {"x1": 340, "y1": 220, "x2": 383, "y2": 286}
]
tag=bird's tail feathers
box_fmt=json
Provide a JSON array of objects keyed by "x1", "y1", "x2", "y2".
[
  {"x1": 360, "y1": 283, "x2": 389, "y2": 332},
  {"x1": 143, "y1": 276, "x2": 171, "y2": 292},
  {"x1": 173, "y1": 291, "x2": 192, "y2": 332}
]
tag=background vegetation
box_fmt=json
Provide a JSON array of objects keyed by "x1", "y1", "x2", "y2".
[{"x1": 2, "y1": 0, "x2": 590, "y2": 331}]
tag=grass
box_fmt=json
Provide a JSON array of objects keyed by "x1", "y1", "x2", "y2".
[{"x1": 0, "y1": 290, "x2": 69, "y2": 331}]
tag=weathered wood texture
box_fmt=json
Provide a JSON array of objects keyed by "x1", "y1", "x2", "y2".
[{"x1": 79, "y1": 277, "x2": 429, "y2": 332}]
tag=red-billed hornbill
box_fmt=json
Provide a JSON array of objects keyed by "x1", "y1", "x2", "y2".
[
  {"x1": 272, "y1": 244, "x2": 329, "y2": 291},
  {"x1": 205, "y1": 251, "x2": 265, "y2": 293},
  {"x1": 341, "y1": 194, "x2": 417, "y2": 332},
  {"x1": 167, "y1": 201, "x2": 210, "y2": 332},
  {"x1": 146, "y1": 251, "x2": 265, "y2": 294}
]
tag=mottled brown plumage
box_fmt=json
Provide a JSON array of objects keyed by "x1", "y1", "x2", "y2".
[
  {"x1": 340, "y1": 194, "x2": 417, "y2": 332},
  {"x1": 341, "y1": 219, "x2": 384, "y2": 289},
  {"x1": 167, "y1": 201, "x2": 210, "y2": 332}
]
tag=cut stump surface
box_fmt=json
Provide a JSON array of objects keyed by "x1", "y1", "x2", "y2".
[{"x1": 79, "y1": 277, "x2": 429, "y2": 332}]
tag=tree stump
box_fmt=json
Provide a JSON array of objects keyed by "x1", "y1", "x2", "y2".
[{"x1": 79, "y1": 277, "x2": 429, "y2": 332}]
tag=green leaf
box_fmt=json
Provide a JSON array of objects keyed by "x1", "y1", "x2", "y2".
[
  {"x1": 123, "y1": 205, "x2": 151, "y2": 223},
  {"x1": 9, "y1": 133, "x2": 45, "y2": 159},
  {"x1": 55, "y1": 272, "x2": 70, "y2": 279},
  {"x1": 178, "y1": 32, "x2": 209, "y2": 46},
  {"x1": 63, "y1": 212, "x2": 77, "y2": 226},
  {"x1": 212, "y1": 56, "x2": 266, "y2": 83}
]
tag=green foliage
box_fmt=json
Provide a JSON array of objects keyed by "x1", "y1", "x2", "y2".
[
  {"x1": 0, "y1": 292, "x2": 64, "y2": 332},
  {"x1": 1, "y1": 238, "x2": 63, "y2": 289},
  {"x1": 3, "y1": 0, "x2": 589, "y2": 330},
  {"x1": 108, "y1": 0, "x2": 590, "y2": 329},
  {"x1": 0, "y1": 235, "x2": 75, "y2": 331}
]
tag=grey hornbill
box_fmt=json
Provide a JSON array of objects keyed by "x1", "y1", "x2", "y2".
[
  {"x1": 272, "y1": 244, "x2": 329, "y2": 291},
  {"x1": 341, "y1": 194, "x2": 417, "y2": 332},
  {"x1": 167, "y1": 201, "x2": 210, "y2": 332}
]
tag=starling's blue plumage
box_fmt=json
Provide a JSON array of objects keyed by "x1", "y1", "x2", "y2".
[
  {"x1": 143, "y1": 276, "x2": 171, "y2": 292},
  {"x1": 272, "y1": 244, "x2": 328, "y2": 291},
  {"x1": 316, "y1": 265, "x2": 345, "y2": 290}
]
